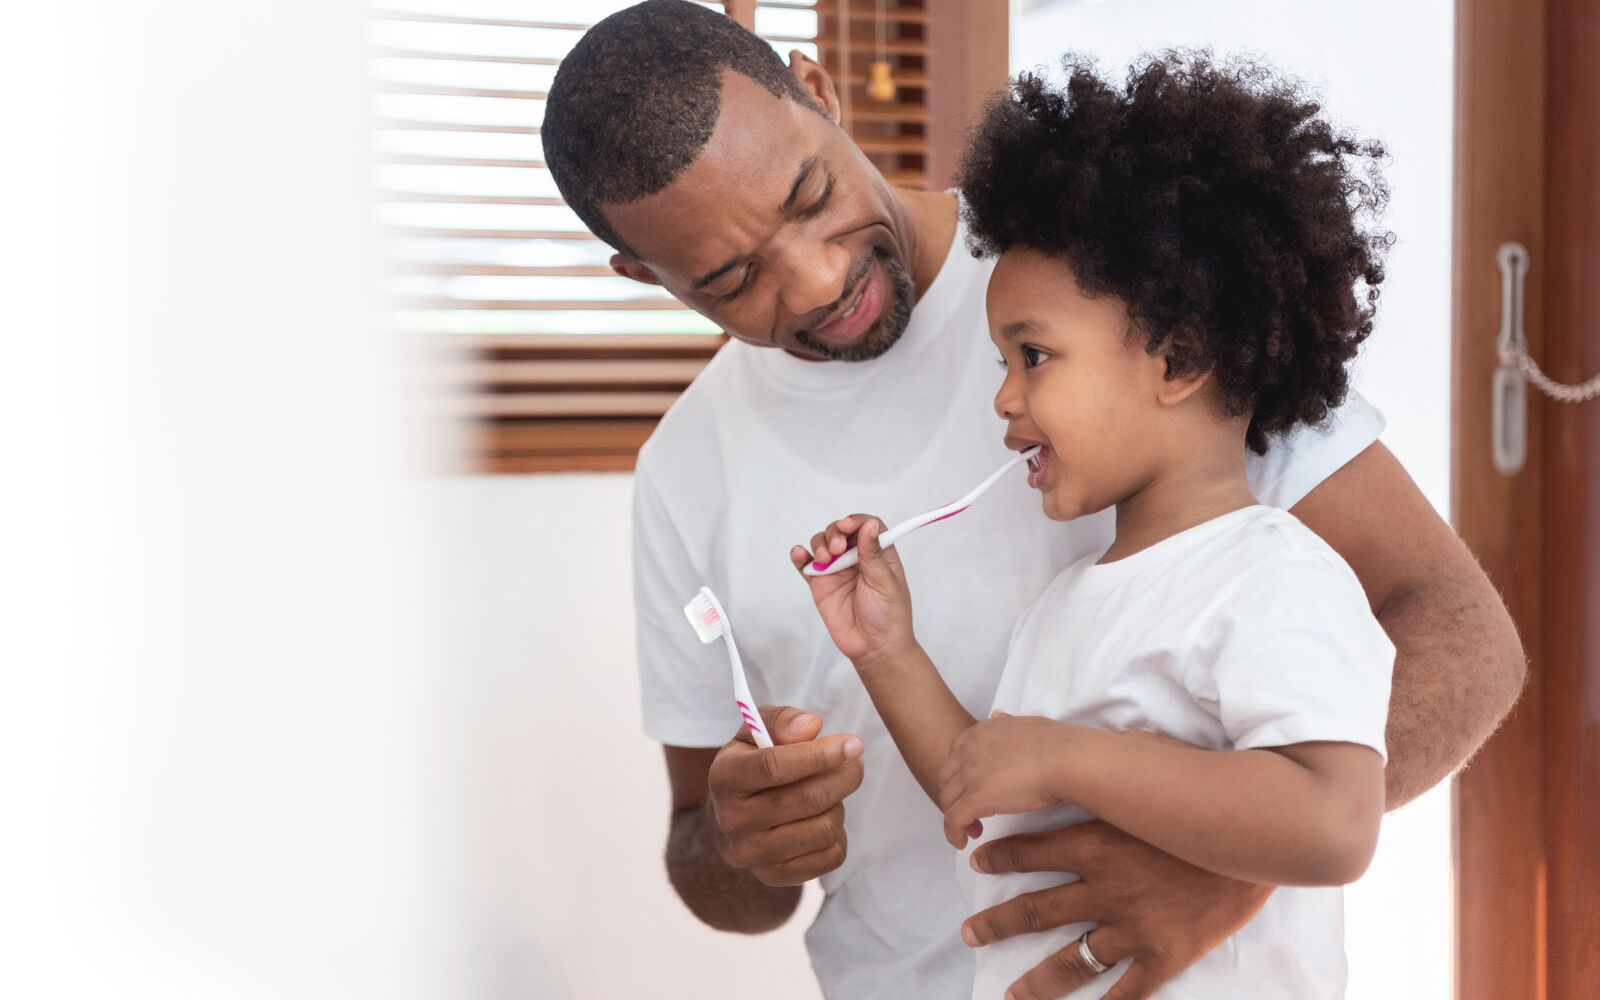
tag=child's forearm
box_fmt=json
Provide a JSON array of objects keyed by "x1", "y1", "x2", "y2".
[
  {"x1": 1044, "y1": 728, "x2": 1384, "y2": 887},
  {"x1": 854, "y1": 643, "x2": 977, "y2": 804}
]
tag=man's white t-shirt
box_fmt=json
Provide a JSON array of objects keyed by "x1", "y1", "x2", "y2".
[
  {"x1": 967, "y1": 505, "x2": 1394, "y2": 1000},
  {"x1": 633, "y1": 209, "x2": 1386, "y2": 1000}
]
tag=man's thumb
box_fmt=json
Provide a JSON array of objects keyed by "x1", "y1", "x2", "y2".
[{"x1": 761, "y1": 705, "x2": 823, "y2": 745}]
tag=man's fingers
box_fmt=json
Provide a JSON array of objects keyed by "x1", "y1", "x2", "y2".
[
  {"x1": 1006, "y1": 927, "x2": 1130, "y2": 1000},
  {"x1": 962, "y1": 881, "x2": 1094, "y2": 946},
  {"x1": 759, "y1": 825, "x2": 850, "y2": 886},
  {"x1": 720, "y1": 732, "x2": 864, "y2": 794},
  {"x1": 971, "y1": 821, "x2": 1102, "y2": 875},
  {"x1": 732, "y1": 705, "x2": 819, "y2": 747},
  {"x1": 746, "y1": 759, "x2": 864, "y2": 827},
  {"x1": 1100, "y1": 960, "x2": 1160, "y2": 1000},
  {"x1": 762, "y1": 705, "x2": 824, "y2": 745},
  {"x1": 738, "y1": 804, "x2": 846, "y2": 868}
]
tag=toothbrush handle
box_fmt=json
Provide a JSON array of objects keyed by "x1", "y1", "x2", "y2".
[
  {"x1": 801, "y1": 449, "x2": 1035, "y2": 578},
  {"x1": 725, "y1": 635, "x2": 773, "y2": 748},
  {"x1": 802, "y1": 512, "x2": 932, "y2": 577}
]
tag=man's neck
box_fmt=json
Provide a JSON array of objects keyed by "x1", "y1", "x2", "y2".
[{"x1": 897, "y1": 187, "x2": 960, "y2": 300}]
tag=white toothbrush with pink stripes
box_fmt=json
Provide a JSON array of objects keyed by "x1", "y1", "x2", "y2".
[
  {"x1": 683, "y1": 586, "x2": 773, "y2": 748},
  {"x1": 803, "y1": 446, "x2": 1040, "y2": 577}
]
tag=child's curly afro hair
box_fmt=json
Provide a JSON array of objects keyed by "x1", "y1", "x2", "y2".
[{"x1": 959, "y1": 51, "x2": 1393, "y2": 453}]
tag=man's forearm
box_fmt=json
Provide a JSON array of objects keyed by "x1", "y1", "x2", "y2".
[
  {"x1": 665, "y1": 801, "x2": 801, "y2": 934},
  {"x1": 1379, "y1": 578, "x2": 1527, "y2": 809}
]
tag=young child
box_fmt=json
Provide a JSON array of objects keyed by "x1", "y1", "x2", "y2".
[{"x1": 792, "y1": 54, "x2": 1395, "y2": 1000}]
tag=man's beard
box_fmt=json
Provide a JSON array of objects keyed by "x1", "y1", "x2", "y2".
[{"x1": 792, "y1": 247, "x2": 915, "y2": 362}]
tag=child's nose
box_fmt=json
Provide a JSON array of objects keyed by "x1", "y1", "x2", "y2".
[{"x1": 993, "y1": 376, "x2": 1024, "y2": 421}]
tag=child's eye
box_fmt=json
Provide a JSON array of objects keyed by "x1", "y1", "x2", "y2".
[
  {"x1": 1022, "y1": 345, "x2": 1047, "y2": 368},
  {"x1": 995, "y1": 356, "x2": 1008, "y2": 370}
]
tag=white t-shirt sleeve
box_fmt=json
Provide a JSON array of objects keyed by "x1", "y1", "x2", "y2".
[
  {"x1": 1250, "y1": 390, "x2": 1386, "y2": 510},
  {"x1": 633, "y1": 466, "x2": 741, "y2": 748},
  {"x1": 1182, "y1": 550, "x2": 1395, "y2": 759}
]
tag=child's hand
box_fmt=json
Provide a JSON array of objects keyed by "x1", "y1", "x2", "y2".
[
  {"x1": 939, "y1": 712, "x2": 1073, "y2": 849},
  {"x1": 790, "y1": 514, "x2": 915, "y2": 668}
]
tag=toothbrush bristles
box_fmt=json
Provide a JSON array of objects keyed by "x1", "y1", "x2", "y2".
[{"x1": 682, "y1": 590, "x2": 729, "y2": 644}]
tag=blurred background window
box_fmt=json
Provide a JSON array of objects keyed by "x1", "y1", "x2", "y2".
[{"x1": 372, "y1": 1, "x2": 937, "y2": 471}]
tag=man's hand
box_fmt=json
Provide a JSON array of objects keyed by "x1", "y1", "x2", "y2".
[
  {"x1": 962, "y1": 821, "x2": 1272, "y2": 1000},
  {"x1": 707, "y1": 705, "x2": 865, "y2": 886}
]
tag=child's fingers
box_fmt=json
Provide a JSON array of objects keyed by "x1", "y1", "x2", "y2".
[
  {"x1": 943, "y1": 801, "x2": 982, "y2": 848},
  {"x1": 937, "y1": 773, "x2": 963, "y2": 812},
  {"x1": 944, "y1": 815, "x2": 969, "y2": 849},
  {"x1": 825, "y1": 521, "x2": 851, "y2": 556},
  {"x1": 790, "y1": 544, "x2": 814, "y2": 573},
  {"x1": 825, "y1": 514, "x2": 874, "y2": 556},
  {"x1": 855, "y1": 518, "x2": 898, "y2": 581}
]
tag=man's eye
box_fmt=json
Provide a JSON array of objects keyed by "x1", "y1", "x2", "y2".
[
  {"x1": 718, "y1": 267, "x2": 755, "y2": 302},
  {"x1": 799, "y1": 176, "x2": 834, "y2": 220}
]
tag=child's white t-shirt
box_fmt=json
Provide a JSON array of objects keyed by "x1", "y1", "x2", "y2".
[{"x1": 967, "y1": 505, "x2": 1394, "y2": 1000}]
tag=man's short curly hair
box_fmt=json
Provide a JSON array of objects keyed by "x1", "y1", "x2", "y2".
[{"x1": 959, "y1": 52, "x2": 1392, "y2": 453}]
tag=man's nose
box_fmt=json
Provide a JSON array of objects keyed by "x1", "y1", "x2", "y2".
[{"x1": 774, "y1": 240, "x2": 850, "y2": 319}]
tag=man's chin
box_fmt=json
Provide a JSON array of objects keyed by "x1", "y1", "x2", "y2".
[{"x1": 797, "y1": 321, "x2": 903, "y2": 362}]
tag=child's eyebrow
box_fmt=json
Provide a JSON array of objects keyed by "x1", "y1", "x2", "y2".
[{"x1": 999, "y1": 319, "x2": 1047, "y2": 340}]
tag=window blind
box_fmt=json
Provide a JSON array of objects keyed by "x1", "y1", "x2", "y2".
[{"x1": 372, "y1": 0, "x2": 935, "y2": 471}]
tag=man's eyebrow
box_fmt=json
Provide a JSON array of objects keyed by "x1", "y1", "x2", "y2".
[
  {"x1": 693, "y1": 154, "x2": 822, "y2": 290},
  {"x1": 781, "y1": 154, "x2": 820, "y2": 214}
]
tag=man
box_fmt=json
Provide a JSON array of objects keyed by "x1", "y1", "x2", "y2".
[{"x1": 541, "y1": 3, "x2": 1525, "y2": 998}]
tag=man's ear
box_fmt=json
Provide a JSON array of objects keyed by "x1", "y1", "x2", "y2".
[
  {"x1": 788, "y1": 49, "x2": 842, "y2": 123},
  {"x1": 610, "y1": 253, "x2": 662, "y2": 286}
]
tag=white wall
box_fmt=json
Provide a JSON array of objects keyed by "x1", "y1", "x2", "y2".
[{"x1": 436, "y1": 473, "x2": 822, "y2": 999}]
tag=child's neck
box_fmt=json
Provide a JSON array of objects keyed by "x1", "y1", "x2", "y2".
[{"x1": 1103, "y1": 449, "x2": 1258, "y2": 564}]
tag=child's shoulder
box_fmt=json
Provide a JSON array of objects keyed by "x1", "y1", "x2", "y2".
[
  {"x1": 1222, "y1": 507, "x2": 1361, "y2": 586},
  {"x1": 1198, "y1": 507, "x2": 1372, "y2": 630}
]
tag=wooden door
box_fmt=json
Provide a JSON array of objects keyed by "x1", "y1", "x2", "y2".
[{"x1": 1453, "y1": 0, "x2": 1600, "y2": 996}]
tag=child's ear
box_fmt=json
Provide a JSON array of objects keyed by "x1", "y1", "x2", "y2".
[
  {"x1": 1155, "y1": 362, "x2": 1212, "y2": 408},
  {"x1": 1150, "y1": 331, "x2": 1212, "y2": 408}
]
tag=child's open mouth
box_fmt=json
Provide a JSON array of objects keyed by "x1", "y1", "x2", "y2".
[{"x1": 1026, "y1": 446, "x2": 1051, "y2": 489}]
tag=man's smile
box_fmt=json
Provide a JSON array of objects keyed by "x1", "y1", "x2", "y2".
[{"x1": 811, "y1": 261, "x2": 884, "y2": 346}]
